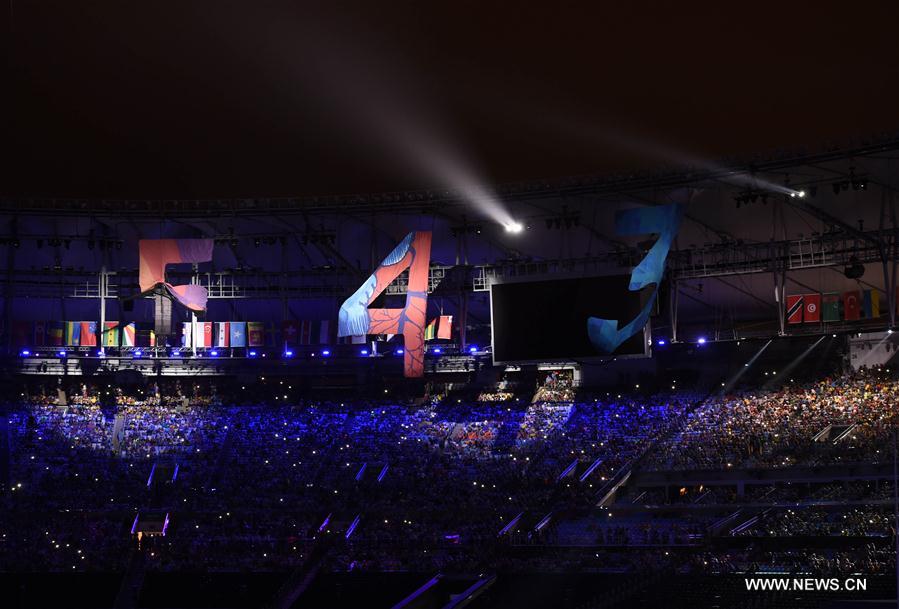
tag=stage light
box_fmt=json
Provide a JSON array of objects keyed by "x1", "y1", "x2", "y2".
[
  {"x1": 697, "y1": 337, "x2": 707, "y2": 345},
  {"x1": 797, "y1": 190, "x2": 806, "y2": 198},
  {"x1": 283, "y1": 350, "x2": 293, "y2": 358},
  {"x1": 58, "y1": 351, "x2": 66, "y2": 357},
  {"x1": 433, "y1": 347, "x2": 442, "y2": 354},
  {"x1": 656, "y1": 339, "x2": 666, "y2": 346},
  {"x1": 133, "y1": 350, "x2": 142, "y2": 358},
  {"x1": 248, "y1": 350, "x2": 257, "y2": 357},
  {"x1": 468, "y1": 345, "x2": 478, "y2": 353},
  {"x1": 322, "y1": 350, "x2": 331, "y2": 356},
  {"x1": 360, "y1": 349, "x2": 369, "y2": 356},
  {"x1": 396, "y1": 349, "x2": 404, "y2": 355},
  {"x1": 20, "y1": 349, "x2": 30, "y2": 357},
  {"x1": 504, "y1": 221, "x2": 524, "y2": 233},
  {"x1": 97, "y1": 349, "x2": 105, "y2": 357},
  {"x1": 210, "y1": 350, "x2": 219, "y2": 357}
]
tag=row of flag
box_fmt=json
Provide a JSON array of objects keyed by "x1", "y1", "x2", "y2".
[
  {"x1": 11, "y1": 321, "x2": 155, "y2": 348},
  {"x1": 786, "y1": 290, "x2": 885, "y2": 324}
]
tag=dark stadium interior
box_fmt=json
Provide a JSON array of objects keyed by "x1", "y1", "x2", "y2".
[{"x1": 4, "y1": 2, "x2": 899, "y2": 609}]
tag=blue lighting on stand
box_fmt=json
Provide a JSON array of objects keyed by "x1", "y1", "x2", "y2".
[
  {"x1": 697, "y1": 337, "x2": 707, "y2": 345},
  {"x1": 20, "y1": 349, "x2": 30, "y2": 357},
  {"x1": 58, "y1": 351, "x2": 66, "y2": 358},
  {"x1": 133, "y1": 350, "x2": 143, "y2": 358},
  {"x1": 468, "y1": 345, "x2": 478, "y2": 353},
  {"x1": 656, "y1": 339, "x2": 666, "y2": 346},
  {"x1": 395, "y1": 348, "x2": 404, "y2": 355},
  {"x1": 248, "y1": 350, "x2": 257, "y2": 357},
  {"x1": 360, "y1": 349, "x2": 369, "y2": 356},
  {"x1": 210, "y1": 350, "x2": 219, "y2": 357},
  {"x1": 433, "y1": 347, "x2": 442, "y2": 354},
  {"x1": 283, "y1": 350, "x2": 294, "y2": 358},
  {"x1": 321, "y1": 350, "x2": 330, "y2": 356}
]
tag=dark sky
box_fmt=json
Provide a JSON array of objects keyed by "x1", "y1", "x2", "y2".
[{"x1": 5, "y1": 1, "x2": 899, "y2": 199}]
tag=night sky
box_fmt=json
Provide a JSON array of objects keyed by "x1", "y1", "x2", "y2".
[{"x1": 5, "y1": 1, "x2": 899, "y2": 198}]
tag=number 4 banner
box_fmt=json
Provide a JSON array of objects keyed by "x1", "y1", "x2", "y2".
[{"x1": 338, "y1": 231, "x2": 432, "y2": 377}]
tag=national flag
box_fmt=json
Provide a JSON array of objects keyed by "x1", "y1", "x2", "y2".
[
  {"x1": 283, "y1": 320, "x2": 299, "y2": 347},
  {"x1": 47, "y1": 322, "x2": 64, "y2": 347},
  {"x1": 80, "y1": 321, "x2": 98, "y2": 347},
  {"x1": 317, "y1": 320, "x2": 331, "y2": 345},
  {"x1": 103, "y1": 322, "x2": 120, "y2": 347},
  {"x1": 201, "y1": 322, "x2": 213, "y2": 348},
  {"x1": 136, "y1": 326, "x2": 155, "y2": 347},
  {"x1": 247, "y1": 322, "x2": 264, "y2": 347},
  {"x1": 862, "y1": 290, "x2": 881, "y2": 318},
  {"x1": 33, "y1": 321, "x2": 47, "y2": 346},
  {"x1": 216, "y1": 322, "x2": 230, "y2": 347},
  {"x1": 229, "y1": 322, "x2": 247, "y2": 347},
  {"x1": 122, "y1": 323, "x2": 136, "y2": 347},
  {"x1": 437, "y1": 315, "x2": 453, "y2": 339},
  {"x1": 424, "y1": 318, "x2": 437, "y2": 340},
  {"x1": 182, "y1": 322, "x2": 192, "y2": 348},
  {"x1": 822, "y1": 293, "x2": 840, "y2": 322},
  {"x1": 785, "y1": 295, "x2": 803, "y2": 324},
  {"x1": 843, "y1": 290, "x2": 861, "y2": 321},
  {"x1": 65, "y1": 321, "x2": 81, "y2": 346},
  {"x1": 803, "y1": 294, "x2": 821, "y2": 323},
  {"x1": 11, "y1": 321, "x2": 31, "y2": 348}
]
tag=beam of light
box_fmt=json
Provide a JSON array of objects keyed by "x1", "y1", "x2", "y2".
[
  {"x1": 720, "y1": 339, "x2": 772, "y2": 394},
  {"x1": 238, "y1": 8, "x2": 518, "y2": 228},
  {"x1": 763, "y1": 335, "x2": 825, "y2": 390}
]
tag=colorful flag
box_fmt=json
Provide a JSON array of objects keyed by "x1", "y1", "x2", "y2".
[
  {"x1": 822, "y1": 293, "x2": 840, "y2": 322},
  {"x1": 33, "y1": 321, "x2": 47, "y2": 346},
  {"x1": 47, "y1": 321, "x2": 64, "y2": 347},
  {"x1": 122, "y1": 322, "x2": 136, "y2": 347},
  {"x1": 843, "y1": 290, "x2": 861, "y2": 321},
  {"x1": 11, "y1": 321, "x2": 31, "y2": 348},
  {"x1": 283, "y1": 320, "x2": 299, "y2": 346},
  {"x1": 437, "y1": 315, "x2": 453, "y2": 339},
  {"x1": 317, "y1": 320, "x2": 331, "y2": 345},
  {"x1": 216, "y1": 322, "x2": 230, "y2": 347},
  {"x1": 229, "y1": 322, "x2": 247, "y2": 347},
  {"x1": 785, "y1": 295, "x2": 803, "y2": 324},
  {"x1": 136, "y1": 326, "x2": 156, "y2": 347},
  {"x1": 182, "y1": 321, "x2": 192, "y2": 348},
  {"x1": 65, "y1": 321, "x2": 81, "y2": 346},
  {"x1": 80, "y1": 321, "x2": 98, "y2": 347},
  {"x1": 247, "y1": 322, "x2": 264, "y2": 347},
  {"x1": 200, "y1": 322, "x2": 213, "y2": 348},
  {"x1": 862, "y1": 290, "x2": 881, "y2": 318},
  {"x1": 803, "y1": 294, "x2": 821, "y2": 323},
  {"x1": 424, "y1": 318, "x2": 437, "y2": 340},
  {"x1": 103, "y1": 321, "x2": 120, "y2": 347}
]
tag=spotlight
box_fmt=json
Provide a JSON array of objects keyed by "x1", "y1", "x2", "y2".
[
  {"x1": 20, "y1": 349, "x2": 30, "y2": 357},
  {"x1": 433, "y1": 347, "x2": 442, "y2": 354},
  {"x1": 321, "y1": 350, "x2": 331, "y2": 356},
  {"x1": 210, "y1": 350, "x2": 219, "y2": 357},
  {"x1": 360, "y1": 349, "x2": 369, "y2": 356},
  {"x1": 797, "y1": 190, "x2": 806, "y2": 198},
  {"x1": 504, "y1": 221, "x2": 524, "y2": 233},
  {"x1": 697, "y1": 337, "x2": 707, "y2": 345},
  {"x1": 248, "y1": 350, "x2": 257, "y2": 357},
  {"x1": 58, "y1": 351, "x2": 66, "y2": 357},
  {"x1": 283, "y1": 350, "x2": 293, "y2": 358},
  {"x1": 468, "y1": 345, "x2": 478, "y2": 353},
  {"x1": 396, "y1": 348, "x2": 404, "y2": 355},
  {"x1": 133, "y1": 350, "x2": 142, "y2": 358},
  {"x1": 656, "y1": 339, "x2": 666, "y2": 346}
]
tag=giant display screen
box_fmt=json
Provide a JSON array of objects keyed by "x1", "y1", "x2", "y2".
[{"x1": 490, "y1": 275, "x2": 649, "y2": 363}]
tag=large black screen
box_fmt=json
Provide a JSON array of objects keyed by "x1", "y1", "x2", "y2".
[{"x1": 490, "y1": 275, "x2": 648, "y2": 362}]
